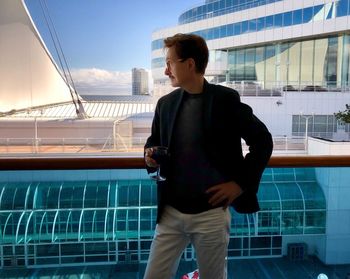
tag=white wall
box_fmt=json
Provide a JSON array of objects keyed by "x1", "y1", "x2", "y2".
[{"x1": 316, "y1": 167, "x2": 350, "y2": 264}]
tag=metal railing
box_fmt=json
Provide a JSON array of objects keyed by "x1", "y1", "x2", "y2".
[
  {"x1": 1, "y1": 155, "x2": 350, "y2": 170},
  {"x1": 0, "y1": 136, "x2": 316, "y2": 155}
]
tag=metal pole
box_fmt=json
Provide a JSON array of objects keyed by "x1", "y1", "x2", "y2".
[
  {"x1": 34, "y1": 116, "x2": 38, "y2": 153},
  {"x1": 113, "y1": 119, "x2": 119, "y2": 150},
  {"x1": 300, "y1": 114, "x2": 314, "y2": 153},
  {"x1": 305, "y1": 117, "x2": 308, "y2": 151}
]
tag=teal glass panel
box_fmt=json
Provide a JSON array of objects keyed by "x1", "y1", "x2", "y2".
[
  {"x1": 277, "y1": 183, "x2": 303, "y2": 210},
  {"x1": 304, "y1": 211, "x2": 326, "y2": 234},
  {"x1": 0, "y1": 166, "x2": 331, "y2": 271},
  {"x1": 282, "y1": 211, "x2": 303, "y2": 234},
  {"x1": 298, "y1": 182, "x2": 326, "y2": 209},
  {"x1": 37, "y1": 211, "x2": 56, "y2": 243},
  {"x1": 116, "y1": 209, "x2": 127, "y2": 237},
  {"x1": 37, "y1": 182, "x2": 62, "y2": 209},
  {"x1": 230, "y1": 212, "x2": 249, "y2": 236},
  {"x1": 85, "y1": 181, "x2": 109, "y2": 208},
  {"x1": 60, "y1": 181, "x2": 85, "y2": 209},
  {"x1": 258, "y1": 183, "x2": 280, "y2": 211},
  {"x1": 272, "y1": 168, "x2": 295, "y2": 181},
  {"x1": 258, "y1": 211, "x2": 280, "y2": 235},
  {"x1": 261, "y1": 168, "x2": 273, "y2": 182},
  {"x1": 140, "y1": 179, "x2": 157, "y2": 206},
  {"x1": 140, "y1": 208, "x2": 156, "y2": 237},
  {"x1": 294, "y1": 167, "x2": 316, "y2": 181}
]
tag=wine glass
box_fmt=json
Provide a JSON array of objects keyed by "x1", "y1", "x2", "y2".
[{"x1": 150, "y1": 146, "x2": 168, "y2": 181}]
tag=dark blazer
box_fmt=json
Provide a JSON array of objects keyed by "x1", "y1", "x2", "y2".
[{"x1": 145, "y1": 80, "x2": 273, "y2": 223}]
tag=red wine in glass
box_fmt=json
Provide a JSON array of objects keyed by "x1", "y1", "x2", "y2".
[{"x1": 150, "y1": 146, "x2": 168, "y2": 181}]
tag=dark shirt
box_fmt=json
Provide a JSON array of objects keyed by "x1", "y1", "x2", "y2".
[{"x1": 166, "y1": 92, "x2": 227, "y2": 213}]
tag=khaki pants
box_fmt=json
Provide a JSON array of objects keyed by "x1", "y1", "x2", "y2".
[{"x1": 143, "y1": 206, "x2": 231, "y2": 279}]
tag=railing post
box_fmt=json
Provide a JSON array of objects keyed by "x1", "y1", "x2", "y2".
[{"x1": 285, "y1": 136, "x2": 288, "y2": 151}]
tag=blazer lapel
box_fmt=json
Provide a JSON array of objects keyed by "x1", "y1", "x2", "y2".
[{"x1": 167, "y1": 89, "x2": 184, "y2": 148}]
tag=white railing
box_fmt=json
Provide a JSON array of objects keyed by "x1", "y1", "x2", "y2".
[
  {"x1": 0, "y1": 136, "x2": 311, "y2": 155},
  {"x1": 0, "y1": 137, "x2": 148, "y2": 155},
  {"x1": 222, "y1": 80, "x2": 350, "y2": 96}
]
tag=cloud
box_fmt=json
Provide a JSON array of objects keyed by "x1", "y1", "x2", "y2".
[{"x1": 71, "y1": 68, "x2": 132, "y2": 95}]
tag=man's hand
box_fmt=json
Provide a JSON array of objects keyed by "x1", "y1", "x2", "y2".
[
  {"x1": 144, "y1": 147, "x2": 159, "y2": 168},
  {"x1": 206, "y1": 181, "x2": 243, "y2": 209}
]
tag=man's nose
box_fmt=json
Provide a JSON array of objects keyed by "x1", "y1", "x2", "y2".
[{"x1": 164, "y1": 67, "x2": 170, "y2": 76}]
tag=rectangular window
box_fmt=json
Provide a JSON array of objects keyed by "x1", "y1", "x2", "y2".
[
  {"x1": 300, "y1": 40, "x2": 314, "y2": 86},
  {"x1": 257, "y1": 17, "x2": 265, "y2": 31},
  {"x1": 245, "y1": 48, "x2": 256, "y2": 80},
  {"x1": 265, "y1": 15, "x2": 274, "y2": 29},
  {"x1": 213, "y1": 27, "x2": 220, "y2": 39},
  {"x1": 279, "y1": 43, "x2": 290, "y2": 85},
  {"x1": 326, "y1": 37, "x2": 338, "y2": 87},
  {"x1": 274, "y1": 13, "x2": 283, "y2": 28},
  {"x1": 283, "y1": 11, "x2": 293, "y2": 27},
  {"x1": 207, "y1": 3, "x2": 213, "y2": 13},
  {"x1": 220, "y1": 25, "x2": 227, "y2": 37},
  {"x1": 208, "y1": 28, "x2": 214, "y2": 40},
  {"x1": 249, "y1": 19, "x2": 257, "y2": 32},
  {"x1": 265, "y1": 45, "x2": 276, "y2": 88},
  {"x1": 293, "y1": 9, "x2": 302, "y2": 25},
  {"x1": 241, "y1": 21, "x2": 248, "y2": 33},
  {"x1": 234, "y1": 22, "x2": 241, "y2": 35},
  {"x1": 227, "y1": 23, "x2": 234, "y2": 36},
  {"x1": 228, "y1": 50, "x2": 237, "y2": 81},
  {"x1": 236, "y1": 49, "x2": 245, "y2": 80},
  {"x1": 303, "y1": 7, "x2": 313, "y2": 23},
  {"x1": 336, "y1": 0, "x2": 349, "y2": 17},
  {"x1": 314, "y1": 38, "x2": 328, "y2": 86},
  {"x1": 214, "y1": 1, "x2": 219, "y2": 11}
]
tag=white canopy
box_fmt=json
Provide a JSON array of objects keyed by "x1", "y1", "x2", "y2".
[{"x1": 0, "y1": 0, "x2": 75, "y2": 113}]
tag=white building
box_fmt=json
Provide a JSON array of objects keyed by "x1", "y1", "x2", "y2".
[{"x1": 151, "y1": 0, "x2": 350, "y2": 140}]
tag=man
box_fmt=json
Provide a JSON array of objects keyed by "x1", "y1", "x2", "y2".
[{"x1": 144, "y1": 33, "x2": 273, "y2": 279}]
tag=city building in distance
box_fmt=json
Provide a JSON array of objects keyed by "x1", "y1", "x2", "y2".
[{"x1": 132, "y1": 68, "x2": 149, "y2": 96}]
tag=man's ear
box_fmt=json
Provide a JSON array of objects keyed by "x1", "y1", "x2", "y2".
[{"x1": 187, "y1": 58, "x2": 196, "y2": 72}]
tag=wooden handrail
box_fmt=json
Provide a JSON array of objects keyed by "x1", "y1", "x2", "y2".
[{"x1": 0, "y1": 155, "x2": 350, "y2": 170}]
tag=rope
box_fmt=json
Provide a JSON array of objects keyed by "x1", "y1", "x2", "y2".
[{"x1": 39, "y1": 0, "x2": 86, "y2": 118}]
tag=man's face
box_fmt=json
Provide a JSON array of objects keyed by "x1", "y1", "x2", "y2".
[{"x1": 164, "y1": 46, "x2": 190, "y2": 88}]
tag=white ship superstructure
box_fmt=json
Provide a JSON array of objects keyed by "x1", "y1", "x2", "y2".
[{"x1": 151, "y1": 0, "x2": 350, "y2": 140}]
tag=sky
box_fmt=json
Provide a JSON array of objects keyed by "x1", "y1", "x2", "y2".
[{"x1": 25, "y1": 0, "x2": 199, "y2": 95}]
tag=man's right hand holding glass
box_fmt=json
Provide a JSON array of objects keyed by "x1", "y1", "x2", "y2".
[{"x1": 145, "y1": 148, "x2": 159, "y2": 168}]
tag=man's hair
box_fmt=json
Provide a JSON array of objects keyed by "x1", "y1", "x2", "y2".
[{"x1": 164, "y1": 33, "x2": 209, "y2": 74}]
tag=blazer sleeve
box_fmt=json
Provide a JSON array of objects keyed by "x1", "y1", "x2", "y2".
[
  {"x1": 235, "y1": 102, "x2": 273, "y2": 194},
  {"x1": 144, "y1": 99, "x2": 161, "y2": 174}
]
